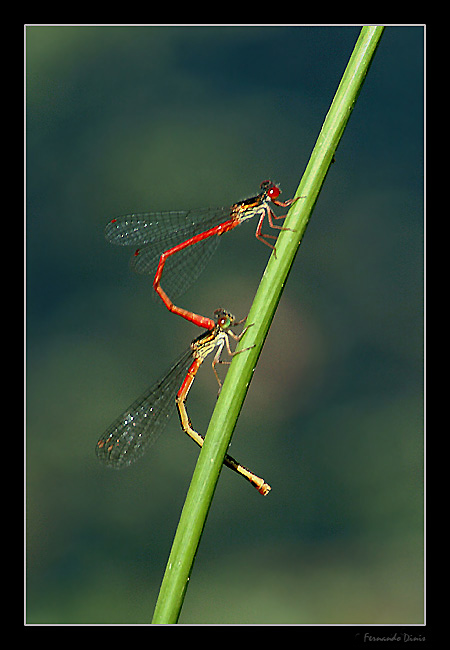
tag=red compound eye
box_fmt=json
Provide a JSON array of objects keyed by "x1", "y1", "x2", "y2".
[
  {"x1": 267, "y1": 185, "x2": 280, "y2": 200},
  {"x1": 260, "y1": 180, "x2": 280, "y2": 199}
]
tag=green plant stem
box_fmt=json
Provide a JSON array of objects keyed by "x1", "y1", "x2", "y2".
[{"x1": 151, "y1": 25, "x2": 385, "y2": 625}]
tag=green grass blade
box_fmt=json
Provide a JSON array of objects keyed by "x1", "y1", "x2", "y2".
[{"x1": 151, "y1": 25, "x2": 385, "y2": 625}]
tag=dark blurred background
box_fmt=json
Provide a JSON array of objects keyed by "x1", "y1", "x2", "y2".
[{"x1": 26, "y1": 26, "x2": 424, "y2": 624}]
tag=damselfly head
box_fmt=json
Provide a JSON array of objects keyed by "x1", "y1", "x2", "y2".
[
  {"x1": 214, "y1": 308, "x2": 235, "y2": 330},
  {"x1": 260, "y1": 180, "x2": 281, "y2": 201}
]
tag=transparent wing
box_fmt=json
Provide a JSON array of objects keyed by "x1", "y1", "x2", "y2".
[
  {"x1": 105, "y1": 208, "x2": 228, "y2": 299},
  {"x1": 105, "y1": 208, "x2": 228, "y2": 247},
  {"x1": 96, "y1": 347, "x2": 193, "y2": 468}
]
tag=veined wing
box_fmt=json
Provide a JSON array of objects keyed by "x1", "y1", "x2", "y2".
[
  {"x1": 105, "y1": 207, "x2": 229, "y2": 247},
  {"x1": 105, "y1": 207, "x2": 231, "y2": 299},
  {"x1": 96, "y1": 347, "x2": 193, "y2": 468}
]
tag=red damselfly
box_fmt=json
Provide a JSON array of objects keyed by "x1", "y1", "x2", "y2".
[
  {"x1": 96, "y1": 309, "x2": 271, "y2": 496},
  {"x1": 105, "y1": 180, "x2": 298, "y2": 330}
]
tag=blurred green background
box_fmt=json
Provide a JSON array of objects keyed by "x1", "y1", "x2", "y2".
[{"x1": 26, "y1": 26, "x2": 424, "y2": 624}]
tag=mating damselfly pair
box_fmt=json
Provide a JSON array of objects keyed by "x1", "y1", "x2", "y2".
[{"x1": 97, "y1": 181, "x2": 298, "y2": 494}]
